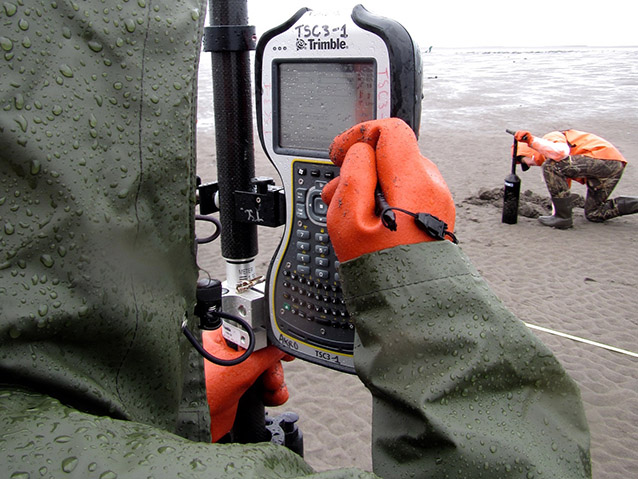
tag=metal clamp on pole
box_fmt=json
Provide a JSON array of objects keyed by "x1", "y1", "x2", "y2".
[
  {"x1": 197, "y1": 176, "x2": 286, "y2": 227},
  {"x1": 234, "y1": 177, "x2": 286, "y2": 227}
]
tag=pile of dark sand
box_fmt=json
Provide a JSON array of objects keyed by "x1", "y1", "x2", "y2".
[{"x1": 463, "y1": 187, "x2": 585, "y2": 218}]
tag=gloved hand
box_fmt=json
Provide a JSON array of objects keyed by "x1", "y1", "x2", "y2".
[
  {"x1": 321, "y1": 118, "x2": 455, "y2": 262},
  {"x1": 203, "y1": 329, "x2": 294, "y2": 442},
  {"x1": 514, "y1": 130, "x2": 534, "y2": 145}
]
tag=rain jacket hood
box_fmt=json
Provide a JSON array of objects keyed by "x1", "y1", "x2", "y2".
[{"x1": 0, "y1": 0, "x2": 207, "y2": 436}]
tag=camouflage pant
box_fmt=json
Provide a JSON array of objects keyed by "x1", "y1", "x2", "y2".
[{"x1": 543, "y1": 155, "x2": 626, "y2": 222}]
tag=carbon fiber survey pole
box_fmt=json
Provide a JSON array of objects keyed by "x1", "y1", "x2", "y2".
[
  {"x1": 204, "y1": 0, "x2": 272, "y2": 445},
  {"x1": 205, "y1": 0, "x2": 258, "y2": 288}
]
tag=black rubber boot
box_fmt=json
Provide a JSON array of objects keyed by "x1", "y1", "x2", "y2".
[
  {"x1": 616, "y1": 196, "x2": 638, "y2": 216},
  {"x1": 539, "y1": 196, "x2": 573, "y2": 229}
]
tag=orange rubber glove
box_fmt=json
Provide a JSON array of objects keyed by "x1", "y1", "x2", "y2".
[
  {"x1": 321, "y1": 118, "x2": 455, "y2": 262},
  {"x1": 514, "y1": 130, "x2": 534, "y2": 145},
  {"x1": 203, "y1": 329, "x2": 294, "y2": 442}
]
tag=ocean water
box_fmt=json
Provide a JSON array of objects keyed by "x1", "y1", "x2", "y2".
[
  {"x1": 198, "y1": 46, "x2": 638, "y2": 128},
  {"x1": 420, "y1": 46, "x2": 638, "y2": 133}
]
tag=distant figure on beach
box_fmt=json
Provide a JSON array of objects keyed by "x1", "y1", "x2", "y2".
[{"x1": 514, "y1": 129, "x2": 638, "y2": 228}]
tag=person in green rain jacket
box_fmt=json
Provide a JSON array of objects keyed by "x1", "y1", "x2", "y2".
[{"x1": 1, "y1": 1, "x2": 590, "y2": 478}]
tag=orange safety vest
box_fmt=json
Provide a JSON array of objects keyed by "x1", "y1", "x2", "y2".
[{"x1": 543, "y1": 129, "x2": 627, "y2": 163}]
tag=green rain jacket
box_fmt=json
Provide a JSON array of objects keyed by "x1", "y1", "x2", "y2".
[{"x1": 1, "y1": 1, "x2": 590, "y2": 478}]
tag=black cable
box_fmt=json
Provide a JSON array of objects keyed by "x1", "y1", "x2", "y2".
[
  {"x1": 380, "y1": 206, "x2": 458, "y2": 244},
  {"x1": 182, "y1": 310, "x2": 255, "y2": 366},
  {"x1": 375, "y1": 185, "x2": 397, "y2": 231},
  {"x1": 195, "y1": 214, "x2": 222, "y2": 244}
]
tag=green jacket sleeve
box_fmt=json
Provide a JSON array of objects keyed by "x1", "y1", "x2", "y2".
[{"x1": 340, "y1": 241, "x2": 591, "y2": 479}]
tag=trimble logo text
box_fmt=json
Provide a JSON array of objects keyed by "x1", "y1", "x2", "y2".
[{"x1": 307, "y1": 38, "x2": 347, "y2": 50}]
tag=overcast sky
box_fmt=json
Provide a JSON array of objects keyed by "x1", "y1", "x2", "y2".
[{"x1": 244, "y1": 0, "x2": 636, "y2": 48}]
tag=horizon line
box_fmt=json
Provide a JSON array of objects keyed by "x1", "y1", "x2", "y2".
[{"x1": 423, "y1": 44, "x2": 638, "y2": 49}]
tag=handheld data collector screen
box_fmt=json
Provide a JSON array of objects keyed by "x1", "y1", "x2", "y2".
[
  {"x1": 277, "y1": 61, "x2": 376, "y2": 151},
  {"x1": 255, "y1": 4, "x2": 421, "y2": 373}
]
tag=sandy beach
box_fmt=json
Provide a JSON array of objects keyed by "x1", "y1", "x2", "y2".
[{"x1": 195, "y1": 46, "x2": 638, "y2": 477}]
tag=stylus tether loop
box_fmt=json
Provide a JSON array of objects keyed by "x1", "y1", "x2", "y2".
[{"x1": 380, "y1": 206, "x2": 458, "y2": 244}]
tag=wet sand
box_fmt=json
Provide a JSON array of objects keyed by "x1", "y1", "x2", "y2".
[{"x1": 195, "y1": 47, "x2": 638, "y2": 476}]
